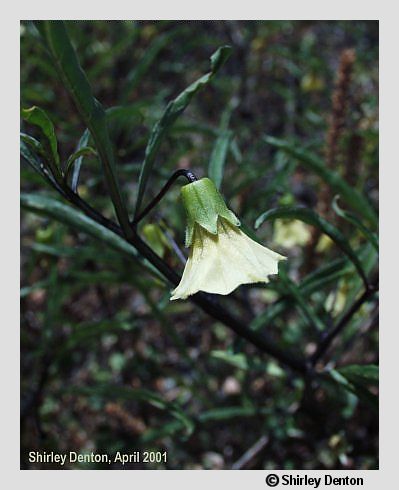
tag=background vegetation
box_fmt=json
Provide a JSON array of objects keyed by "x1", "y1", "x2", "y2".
[{"x1": 20, "y1": 20, "x2": 378, "y2": 469}]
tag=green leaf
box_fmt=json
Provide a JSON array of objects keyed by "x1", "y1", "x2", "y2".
[
  {"x1": 67, "y1": 384, "x2": 194, "y2": 436},
  {"x1": 250, "y1": 301, "x2": 287, "y2": 332},
  {"x1": 20, "y1": 139, "x2": 63, "y2": 192},
  {"x1": 255, "y1": 206, "x2": 369, "y2": 289},
  {"x1": 250, "y1": 244, "x2": 376, "y2": 332},
  {"x1": 21, "y1": 280, "x2": 48, "y2": 298},
  {"x1": 65, "y1": 145, "x2": 97, "y2": 185},
  {"x1": 106, "y1": 104, "x2": 144, "y2": 131},
  {"x1": 35, "y1": 20, "x2": 132, "y2": 238},
  {"x1": 251, "y1": 260, "x2": 349, "y2": 332},
  {"x1": 20, "y1": 132, "x2": 43, "y2": 155},
  {"x1": 140, "y1": 420, "x2": 184, "y2": 443},
  {"x1": 263, "y1": 135, "x2": 378, "y2": 227},
  {"x1": 20, "y1": 192, "x2": 164, "y2": 281},
  {"x1": 121, "y1": 31, "x2": 178, "y2": 102},
  {"x1": 338, "y1": 364, "x2": 378, "y2": 385},
  {"x1": 210, "y1": 46, "x2": 232, "y2": 72},
  {"x1": 328, "y1": 366, "x2": 378, "y2": 412},
  {"x1": 279, "y1": 263, "x2": 326, "y2": 332},
  {"x1": 134, "y1": 45, "x2": 232, "y2": 218},
  {"x1": 21, "y1": 106, "x2": 61, "y2": 178},
  {"x1": 198, "y1": 405, "x2": 272, "y2": 423},
  {"x1": 29, "y1": 241, "x2": 135, "y2": 270},
  {"x1": 301, "y1": 254, "x2": 359, "y2": 292},
  {"x1": 208, "y1": 130, "x2": 232, "y2": 189},
  {"x1": 210, "y1": 350, "x2": 285, "y2": 377},
  {"x1": 211, "y1": 350, "x2": 253, "y2": 370},
  {"x1": 208, "y1": 98, "x2": 237, "y2": 189},
  {"x1": 20, "y1": 138, "x2": 47, "y2": 179},
  {"x1": 141, "y1": 405, "x2": 273, "y2": 443},
  {"x1": 87, "y1": 22, "x2": 139, "y2": 80},
  {"x1": 55, "y1": 320, "x2": 137, "y2": 358},
  {"x1": 71, "y1": 129, "x2": 90, "y2": 192},
  {"x1": 332, "y1": 196, "x2": 379, "y2": 251}
]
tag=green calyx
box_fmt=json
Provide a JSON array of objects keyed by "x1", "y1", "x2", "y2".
[{"x1": 181, "y1": 177, "x2": 240, "y2": 247}]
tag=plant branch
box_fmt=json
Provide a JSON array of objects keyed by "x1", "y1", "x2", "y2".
[
  {"x1": 35, "y1": 21, "x2": 133, "y2": 241},
  {"x1": 51, "y1": 181, "x2": 308, "y2": 375},
  {"x1": 310, "y1": 279, "x2": 378, "y2": 366}
]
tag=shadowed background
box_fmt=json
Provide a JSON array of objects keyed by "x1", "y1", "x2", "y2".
[{"x1": 20, "y1": 20, "x2": 378, "y2": 469}]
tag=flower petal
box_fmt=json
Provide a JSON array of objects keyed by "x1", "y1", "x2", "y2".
[{"x1": 171, "y1": 218, "x2": 286, "y2": 300}]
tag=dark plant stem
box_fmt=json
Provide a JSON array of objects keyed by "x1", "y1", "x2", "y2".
[
  {"x1": 29, "y1": 161, "x2": 379, "y2": 377},
  {"x1": 310, "y1": 279, "x2": 378, "y2": 366},
  {"x1": 131, "y1": 169, "x2": 197, "y2": 227},
  {"x1": 57, "y1": 182, "x2": 308, "y2": 374},
  {"x1": 36, "y1": 21, "x2": 134, "y2": 242},
  {"x1": 131, "y1": 230, "x2": 308, "y2": 374},
  {"x1": 40, "y1": 164, "x2": 379, "y2": 376}
]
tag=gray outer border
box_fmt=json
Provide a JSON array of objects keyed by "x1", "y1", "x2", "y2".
[{"x1": 5, "y1": 2, "x2": 394, "y2": 487}]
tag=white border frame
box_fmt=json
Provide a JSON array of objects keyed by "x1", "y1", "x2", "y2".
[{"x1": 3, "y1": 1, "x2": 396, "y2": 487}]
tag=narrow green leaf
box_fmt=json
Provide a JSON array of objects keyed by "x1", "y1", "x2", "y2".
[
  {"x1": 21, "y1": 280, "x2": 48, "y2": 298},
  {"x1": 250, "y1": 264, "x2": 346, "y2": 332},
  {"x1": 20, "y1": 139, "x2": 63, "y2": 193},
  {"x1": 141, "y1": 405, "x2": 273, "y2": 443},
  {"x1": 20, "y1": 132, "x2": 43, "y2": 155},
  {"x1": 35, "y1": 21, "x2": 132, "y2": 238},
  {"x1": 332, "y1": 196, "x2": 379, "y2": 251},
  {"x1": 338, "y1": 364, "x2": 378, "y2": 384},
  {"x1": 263, "y1": 135, "x2": 378, "y2": 227},
  {"x1": 301, "y1": 254, "x2": 359, "y2": 291},
  {"x1": 71, "y1": 129, "x2": 90, "y2": 192},
  {"x1": 106, "y1": 104, "x2": 144, "y2": 130},
  {"x1": 210, "y1": 46, "x2": 232, "y2": 72},
  {"x1": 67, "y1": 384, "x2": 194, "y2": 436},
  {"x1": 140, "y1": 420, "x2": 184, "y2": 443},
  {"x1": 279, "y1": 263, "x2": 326, "y2": 332},
  {"x1": 255, "y1": 206, "x2": 369, "y2": 288},
  {"x1": 30, "y1": 242, "x2": 80, "y2": 258},
  {"x1": 121, "y1": 31, "x2": 177, "y2": 102},
  {"x1": 211, "y1": 350, "x2": 285, "y2": 377},
  {"x1": 29, "y1": 241, "x2": 134, "y2": 269},
  {"x1": 88, "y1": 22, "x2": 139, "y2": 80},
  {"x1": 199, "y1": 406, "x2": 269, "y2": 422},
  {"x1": 65, "y1": 145, "x2": 97, "y2": 185},
  {"x1": 329, "y1": 367, "x2": 378, "y2": 412},
  {"x1": 208, "y1": 130, "x2": 232, "y2": 189},
  {"x1": 134, "y1": 45, "x2": 232, "y2": 218},
  {"x1": 20, "y1": 138, "x2": 47, "y2": 179},
  {"x1": 55, "y1": 320, "x2": 137, "y2": 358},
  {"x1": 250, "y1": 244, "x2": 376, "y2": 332},
  {"x1": 208, "y1": 98, "x2": 237, "y2": 189},
  {"x1": 21, "y1": 106, "x2": 61, "y2": 178},
  {"x1": 20, "y1": 192, "x2": 164, "y2": 281},
  {"x1": 211, "y1": 350, "x2": 252, "y2": 370},
  {"x1": 250, "y1": 301, "x2": 287, "y2": 332}
]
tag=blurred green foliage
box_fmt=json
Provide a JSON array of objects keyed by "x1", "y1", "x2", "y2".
[{"x1": 20, "y1": 20, "x2": 378, "y2": 470}]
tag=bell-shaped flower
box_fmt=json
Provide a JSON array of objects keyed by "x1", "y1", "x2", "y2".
[{"x1": 171, "y1": 178, "x2": 286, "y2": 300}]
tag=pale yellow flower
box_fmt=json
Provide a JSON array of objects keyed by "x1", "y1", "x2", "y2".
[
  {"x1": 171, "y1": 216, "x2": 286, "y2": 300},
  {"x1": 273, "y1": 219, "x2": 311, "y2": 248}
]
